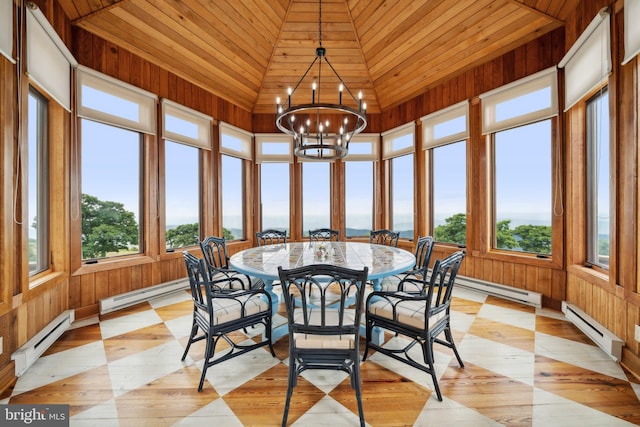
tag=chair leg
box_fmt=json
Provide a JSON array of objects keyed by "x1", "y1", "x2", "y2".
[
  {"x1": 362, "y1": 318, "x2": 372, "y2": 361},
  {"x1": 423, "y1": 339, "x2": 442, "y2": 401},
  {"x1": 198, "y1": 335, "x2": 216, "y2": 392},
  {"x1": 444, "y1": 327, "x2": 464, "y2": 367},
  {"x1": 181, "y1": 320, "x2": 198, "y2": 361},
  {"x1": 353, "y1": 361, "x2": 365, "y2": 427},
  {"x1": 266, "y1": 318, "x2": 276, "y2": 357},
  {"x1": 282, "y1": 358, "x2": 297, "y2": 427}
]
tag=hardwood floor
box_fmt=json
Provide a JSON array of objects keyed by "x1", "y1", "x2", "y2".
[{"x1": 2, "y1": 286, "x2": 639, "y2": 426}]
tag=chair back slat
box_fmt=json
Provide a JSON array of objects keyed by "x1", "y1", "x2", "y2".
[
  {"x1": 200, "y1": 236, "x2": 229, "y2": 274},
  {"x1": 278, "y1": 264, "x2": 368, "y2": 334},
  {"x1": 414, "y1": 236, "x2": 435, "y2": 273},
  {"x1": 369, "y1": 229, "x2": 400, "y2": 247},
  {"x1": 426, "y1": 251, "x2": 465, "y2": 311},
  {"x1": 308, "y1": 228, "x2": 340, "y2": 242},
  {"x1": 256, "y1": 229, "x2": 287, "y2": 246}
]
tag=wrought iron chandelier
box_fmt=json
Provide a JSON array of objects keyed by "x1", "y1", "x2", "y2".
[{"x1": 275, "y1": 0, "x2": 367, "y2": 160}]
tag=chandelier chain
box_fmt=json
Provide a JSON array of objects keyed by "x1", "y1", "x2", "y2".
[{"x1": 318, "y1": 0, "x2": 322, "y2": 47}]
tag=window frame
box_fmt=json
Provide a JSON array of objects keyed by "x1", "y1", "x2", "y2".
[
  {"x1": 477, "y1": 66, "x2": 561, "y2": 266},
  {"x1": 382, "y1": 123, "x2": 415, "y2": 240},
  {"x1": 72, "y1": 67, "x2": 157, "y2": 272},
  {"x1": 585, "y1": 87, "x2": 610, "y2": 270}
]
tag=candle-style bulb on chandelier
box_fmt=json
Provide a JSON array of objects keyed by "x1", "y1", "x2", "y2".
[{"x1": 275, "y1": 0, "x2": 367, "y2": 160}]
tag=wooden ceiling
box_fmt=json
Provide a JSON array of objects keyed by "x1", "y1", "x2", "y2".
[{"x1": 58, "y1": 0, "x2": 579, "y2": 114}]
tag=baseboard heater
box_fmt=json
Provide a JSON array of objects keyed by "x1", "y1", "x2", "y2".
[
  {"x1": 99, "y1": 278, "x2": 189, "y2": 314},
  {"x1": 562, "y1": 302, "x2": 623, "y2": 362},
  {"x1": 455, "y1": 274, "x2": 542, "y2": 308},
  {"x1": 11, "y1": 310, "x2": 75, "y2": 377}
]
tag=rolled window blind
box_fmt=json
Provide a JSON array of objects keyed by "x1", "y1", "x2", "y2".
[
  {"x1": 559, "y1": 8, "x2": 610, "y2": 111},
  {"x1": 344, "y1": 134, "x2": 380, "y2": 161},
  {"x1": 26, "y1": 5, "x2": 77, "y2": 111},
  {"x1": 162, "y1": 99, "x2": 212, "y2": 150},
  {"x1": 421, "y1": 100, "x2": 469, "y2": 149},
  {"x1": 623, "y1": 0, "x2": 640, "y2": 65},
  {"x1": 381, "y1": 122, "x2": 415, "y2": 160},
  {"x1": 480, "y1": 67, "x2": 558, "y2": 134},
  {"x1": 220, "y1": 122, "x2": 253, "y2": 160},
  {"x1": 0, "y1": 0, "x2": 14, "y2": 62},
  {"x1": 255, "y1": 134, "x2": 293, "y2": 163},
  {"x1": 76, "y1": 65, "x2": 157, "y2": 134}
]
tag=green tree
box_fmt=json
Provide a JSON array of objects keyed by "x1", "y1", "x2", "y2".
[
  {"x1": 223, "y1": 227, "x2": 234, "y2": 240},
  {"x1": 496, "y1": 219, "x2": 517, "y2": 249},
  {"x1": 434, "y1": 213, "x2": 466, "y2": 245},
  {"x1": 82, "y1": 194, "x2": 139, "y2": 259},
  {"x1": 514, "y1": 224, "x2": 551, "y2": 254},
  {"x1": 166, "y1": 223, "x2": 199, "y2": 248}
]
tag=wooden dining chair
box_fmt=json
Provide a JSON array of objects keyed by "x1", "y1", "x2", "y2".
[
  {"x1": 363, "y1": 250, "x2": 465, "y2": 401},
  {"x1": 181, "y1": 251, "x2": 276, "y2": 391},
  {"x1": 278, "y1": 263, "x2": 369, "y2": 427}
]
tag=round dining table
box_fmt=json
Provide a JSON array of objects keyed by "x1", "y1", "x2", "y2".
[{"x1": 229, "y1": 241, "x2": 416, "y2": 343}]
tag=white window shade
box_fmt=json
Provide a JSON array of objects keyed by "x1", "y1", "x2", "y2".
[
  {"x1": 559, "y1": 8, "x2": 611, "y2": 111},
  {"x1": 220, "y1": 122, "x2": 253, "y2": 160},
  {"x1": 1, "y1": 0, "x2": 14, "y2": 62},
  {"x1": 255, "y1": 134, "x2": 293, "y2": 163},
  {"x1": 421, "y1": 100, "x2": 469, "y2": 149},
  {"x1": 77, "y1": 65, "x2": 157, "y2": 134},
  {"x1": 480, "y1": 67, "x2": 558, "y2": 134},
  {"x1": 26, "y1": 5, "x2": 77, "y2": 111},
  {"x1": 345, "y1": 134, "x2": 380, "y2": 161},
  {"x1": 623, "y1": 0, "x2": 640, "y2": 65},
  {"x1": 162, "y1": 99, "x2": 212, "y2": 150},
  {"x1": 382, "y1": 122, "x2": 415, "y2": 160}
]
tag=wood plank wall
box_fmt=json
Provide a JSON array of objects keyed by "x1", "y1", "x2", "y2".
[{"x1": 564, "y1": 0, "x2": 640, "y2": 375}]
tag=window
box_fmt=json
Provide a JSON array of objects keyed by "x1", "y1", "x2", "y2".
[
  {"x1": 221, "y1": 154, "x2": 244, "y2": 241},
  {"x1": 260, "y1": 163, "x2": 290, "y2": 234},
  {"x1": 586, "y1": 88, "x2": 610, "y2": 268},
  {"x1": 76, "y1": 67, "x2": 156, "y2": 261},
  {"x1": 165, "y1": 141, "x2": 200, "y2": 249},
  {"x1": 422, "y1": 101, "x2": 469, "y2": 245},
  {"x1": 81, "y1": 120, "x2": 142, "y2": 260},
  {"x1": 493, "y1": 121, "x2": 552, "y2": 254},
  {"x1": 302, "y1": 162, "x2": 331, "y2": 235},
  {"x1": 255, "y1": 135, "x2": 293, "y2": 235},
  {"x1": 383, "y1": 124, "x2": 415, "y2": 239},
  {"x1": 390, "y1": 154, "x2": 414, "y2": 238},
  {"x1": 481, "y1": 67, "x2": 557, "y2": 255},
  {"x1": 433, "y1": 141, "x2": 466, "y2": 245},
  {"x1": 220, "y1": 123, "x2": 252, "y2": 241},
  {"x1": 27, "y1": 88, "x2": 49, "y2": 275},
  {"x1": 345, "y1": 162, "x2": 373, "y2": 237},
  {"x1": 162, "y1": 99, "x2": 211, "y2": 250},
  {"x1": 344, "y1": 136, "x2": 378, "y2": 238}
]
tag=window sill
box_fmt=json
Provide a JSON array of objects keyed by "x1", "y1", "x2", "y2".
[
  {"x1": 72, "y1": 255, "x2": 156, "y2": 276},
  {"x1": 567, "y1": 263, "x2": 611, "y2": 289},
  {"x1": 478, "y1": 249, "x2": 562, "y2": 270}
]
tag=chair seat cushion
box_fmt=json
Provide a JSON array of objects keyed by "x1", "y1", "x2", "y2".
[
  {"x1": 379, "y1": 274, "x2": 425, "y2": 293},
  {"x1": 198, "y1": 293, "x2": 269, "y2": 326},
  {"x1": 292, "y1": 309, "x2": 357, "y2": 349},
  {"x1": 368, "y1": 296, "x2": 445, "y2": 330}
]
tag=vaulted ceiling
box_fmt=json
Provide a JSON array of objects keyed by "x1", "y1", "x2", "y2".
[{"x1": 58, "y1": 0, "x2": 580, "y2": 114}]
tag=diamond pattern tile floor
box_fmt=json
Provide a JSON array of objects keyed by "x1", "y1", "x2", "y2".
[{"x1": 2, "y1": 286, "x2": 640, "y2": 426}]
